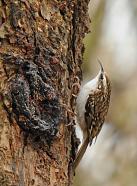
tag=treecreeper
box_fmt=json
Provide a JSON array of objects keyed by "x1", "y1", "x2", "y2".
[{"x1": 73, "y1": 61, "x2": 111, "y2": 170}]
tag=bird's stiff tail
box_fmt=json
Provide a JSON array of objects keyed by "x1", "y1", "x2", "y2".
[{"x1": 73, "y1": 136, "x2": 89, "y2": 170}]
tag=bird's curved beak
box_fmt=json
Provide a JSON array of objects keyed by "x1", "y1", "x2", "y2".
[{"x1": 97, "y1": 59, "x2": 104, "y2": 73}]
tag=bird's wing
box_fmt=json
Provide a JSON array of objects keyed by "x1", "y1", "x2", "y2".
[
  {"x1": 85, "y1": 89, "x2": 103, "y2": 143},
  {"x1": 85, "y1": 92, "x2": 95, "y2": 130}
]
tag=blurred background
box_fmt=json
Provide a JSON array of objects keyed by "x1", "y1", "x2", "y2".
[{"x1": 74, "y1": 0, "x2": 137, "y2": 186}]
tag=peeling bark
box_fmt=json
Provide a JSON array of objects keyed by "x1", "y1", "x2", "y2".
[{"x1": 0, "y1": 0, "x2": 90, "y2": 185}]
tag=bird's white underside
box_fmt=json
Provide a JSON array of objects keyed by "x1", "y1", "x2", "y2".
[{"x1": 76, "y1": 72, "x2": 100, "y2": 135}]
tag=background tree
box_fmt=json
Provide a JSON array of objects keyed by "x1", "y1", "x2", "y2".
[{"x1": 0, "y1": 0, "x2": 90, "y2": 185}]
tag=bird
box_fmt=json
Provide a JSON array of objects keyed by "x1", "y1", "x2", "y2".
[{"x1": 73, "y1": 60, "x2": 111, "y2": 170}]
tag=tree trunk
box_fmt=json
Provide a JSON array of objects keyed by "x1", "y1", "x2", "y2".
[{"x1": 0, "y1": 0, "x2": 89, "y2": 185}]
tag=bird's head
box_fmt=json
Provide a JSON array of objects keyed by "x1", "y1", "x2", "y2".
[{"x1": 97, "y1": 59, "x2": 110, "y2": 91}]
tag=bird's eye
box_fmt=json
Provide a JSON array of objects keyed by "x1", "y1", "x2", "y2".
[{"x1": 100, "y1": 73, "x2": 103, "y2": 80}]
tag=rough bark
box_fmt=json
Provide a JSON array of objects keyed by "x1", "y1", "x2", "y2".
[{"x1": 0, "y1": 0, "x2": 90, "y2": 185}]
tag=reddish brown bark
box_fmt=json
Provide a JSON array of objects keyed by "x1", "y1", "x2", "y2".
[{"x1": 0, "y1": 0, "x2": 90, "y2": 185}]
